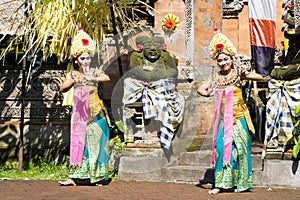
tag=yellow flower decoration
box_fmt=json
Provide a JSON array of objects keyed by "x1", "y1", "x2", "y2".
[{"x1": 162, "y1": 14, "x2": 180, "y2": 32}]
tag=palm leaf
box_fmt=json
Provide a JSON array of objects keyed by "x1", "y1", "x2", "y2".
[
  {"x1": 0, "y1": 0, "x2": 153, "y2": 65},
  {"x1": 292, "y1": 135, "x2": 300, "y2": 159},
  {"x1": 296, "y1": 105, "x2": 300, "y2": 116},
  {"x1": 287, "y1": 105, "x2": 300, "y2": 159}
]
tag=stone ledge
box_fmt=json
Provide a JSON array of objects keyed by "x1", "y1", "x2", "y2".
[
  {"x1": 264, "y1": 151, "x2": 292, "y2": 160},
  {"x1": 254, "y1": 159, "x2": 300, "y2": 188},
  {"x1": 121, "y1": 147, "x2": 164, "y2": 157}
]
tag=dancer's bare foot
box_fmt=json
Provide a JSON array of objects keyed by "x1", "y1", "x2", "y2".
[
  {"x1": 208, "y1": 188, "x2": 220, "y2": 194},
  {"x1": 58, "y1": 179, "x2": 76, "y2": 186}
]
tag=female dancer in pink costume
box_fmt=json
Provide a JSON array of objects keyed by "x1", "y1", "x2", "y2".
[
  {"x1": 197, "y1": 28, "x2": 262, "y2": 194},
  {"x1": 59, "y1": 27, "x2": 111, "y2": 186}
]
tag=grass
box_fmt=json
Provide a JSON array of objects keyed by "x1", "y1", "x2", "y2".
[
  {"x1": 0, "y1": 136, "x2": 125, "y2": 180},
  {"x1": 0, "y1": 160, "x2": 69, "y2": 180},
  {"x1": 0, "y1": 160, "x2": 119, "y2": 181}
]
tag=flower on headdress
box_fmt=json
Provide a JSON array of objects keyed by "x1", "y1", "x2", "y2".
[
  {"x1": 70, "y1": 27, "x2": 95, "y2": 58},
  {"x1": 82, "y1": 39, "x2": 89, "y2": 46},
  {"x1": 162, "y1": 14, "x2": 179, "y2": 32},
  {"x1": 213, "y1": 27, "x2": 220, "y2": 33},
  {"x1": 162, "y1": 43, "x2": 167, "y2": 51},
  {"x1": 216, "y1": 43, "x2": 224, "y2": 52},
  {"x1": 136, "y1": 44, "x2": 143, "y2": 52},
  {"x1": 209, "y1": 27, "x2": 236, "y2": 60}
]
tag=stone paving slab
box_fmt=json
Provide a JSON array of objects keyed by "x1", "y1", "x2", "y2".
[{"x1": 0, "y1": 180, "x2": 300, "y2": 200}]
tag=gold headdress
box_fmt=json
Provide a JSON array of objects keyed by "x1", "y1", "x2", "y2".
[
  {"x1": 209, "y1": 27, "x2": 236, "y2": 60},
  {"x1": 70, "y1": 27, "x2": 96, "y2": 58}
]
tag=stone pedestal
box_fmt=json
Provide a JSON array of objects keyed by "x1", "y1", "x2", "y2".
[{"x1": 118, "y1": 147, "x2": 178, "y2": 182}]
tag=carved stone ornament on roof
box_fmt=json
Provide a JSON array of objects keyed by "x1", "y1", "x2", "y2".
[{"x1": 222, "y1": 0, "x2": 245, "y2": 19}]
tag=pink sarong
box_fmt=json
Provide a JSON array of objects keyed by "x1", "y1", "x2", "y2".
[
  {"x1": 70, "y1": 86, "x2": 90, "y2": 165},
  {"x1": 211, "y1": 87, "x2": 234, "y2": 166}
]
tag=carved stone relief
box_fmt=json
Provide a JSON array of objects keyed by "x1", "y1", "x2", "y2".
[
  {"x1": 222, "y1": 0, "x2": 245, "y2": 19},
  {"x1": 0, "y1": 69, "x2": 71, "y2": 163},
  {"x1": 0, "y1": 70, "x2": 71, "y2": 121}
]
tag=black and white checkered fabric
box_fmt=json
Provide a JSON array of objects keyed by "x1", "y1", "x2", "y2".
[
  {"x1": 123, "y1": 77, "x2": 185, "y2": 149},
  {"x1": 265, "y1": 78, "x2": 300, "y2": 148}
]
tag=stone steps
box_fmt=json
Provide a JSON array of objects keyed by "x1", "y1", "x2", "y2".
[
  {"x1": 160, "y1": 153, "x2": 264, "y2": 184},
  {"x1": 161, "y1": 165, "x2": 208, "y2": 184},
  {"x1": 179, "y1": 150, "x2": 211, "y2": 166},
  {"x1": 118, "y1": 148, "x2": 300, "y2": 188}
]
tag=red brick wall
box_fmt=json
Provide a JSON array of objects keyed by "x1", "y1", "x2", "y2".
[{"x1": 154, "y1": 0, "x2": 222, "y2": 67}]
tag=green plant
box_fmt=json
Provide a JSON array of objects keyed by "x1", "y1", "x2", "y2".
[
  {"x1": 106, "y1": 120, "x2": 126, "y2": 179},
  {"x1": 109, "y1": 120, "x2": 126, "y2": 158},
  {"x1": 109, "y1": 136, "x2": 126, "y2": 158},
  {"x1": 285, "y1": 105, "x2": 300, "y2": 159},
  {"x1": 107, "y1": 136, "x2": 126, "y2": 179}
]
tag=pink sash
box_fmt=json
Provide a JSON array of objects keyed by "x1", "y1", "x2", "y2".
[
  {"x1": 211, "y1": 87, "x2": 234, "y2": 166},
  {"x1": 70, "y1": 86, "x2": 90, "y2": 165}
]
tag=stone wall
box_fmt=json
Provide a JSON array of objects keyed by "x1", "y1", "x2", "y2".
[{"x1": 0, "y1": 69, "x2": 71, "y2": 164}]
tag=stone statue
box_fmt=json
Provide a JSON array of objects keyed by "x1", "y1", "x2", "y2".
[
  {"x1": 264, "y1": 1, "x2": 300, "y2": 151},
  {"x1": 270, "y1": 2, "x2": 300, "y2": 80},
  {"x1": 122, "y1": 35, "x2": 184, "y2": 149},
  {"x1": 128, "y1": 35, "x2": 178, "y2": 82}
]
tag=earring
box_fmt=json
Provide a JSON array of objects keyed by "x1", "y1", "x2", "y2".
[{"x1": 75, "y1": 60, "x2": 78, "y2": 64}]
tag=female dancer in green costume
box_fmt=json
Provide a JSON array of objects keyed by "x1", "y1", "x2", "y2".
[{"x1": 197, "y1": 28, "x2": 263, "y2": 194}]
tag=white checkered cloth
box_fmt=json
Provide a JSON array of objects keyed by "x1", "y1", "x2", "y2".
[
  {"x1": 123, "y1": 77, "x2": 185, "y2": 149},
  {"x1": 265, "y1": 78, "x2": 300, "y2": 148}
]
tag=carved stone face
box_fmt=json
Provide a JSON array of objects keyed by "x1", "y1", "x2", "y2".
[{"x1": 143, "y1": 41, "x2": 162, "y2": 62}]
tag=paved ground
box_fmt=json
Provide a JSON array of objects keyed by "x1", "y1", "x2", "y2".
[{"x1": 0, "y1": 180, "x2": 300, "y2": 200}]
